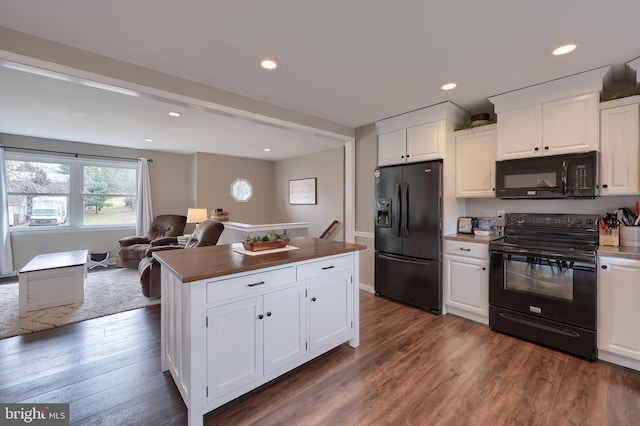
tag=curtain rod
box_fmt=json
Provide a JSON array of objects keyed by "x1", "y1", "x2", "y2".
[{"x1": 0, "y1": 145, "x2": 152, "y2": 162}]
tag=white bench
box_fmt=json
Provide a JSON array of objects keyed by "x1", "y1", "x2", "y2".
[{"x1": 19, "y1": 250, "x2": 88, "y2": 315}]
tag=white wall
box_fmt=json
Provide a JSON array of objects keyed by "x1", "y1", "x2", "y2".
[
  {"x1": 274, "y1": 148, "x2": 344, "y2": 241},
  {"x1": 465, "y1": 195, "x2": 639, "y2": 218}
]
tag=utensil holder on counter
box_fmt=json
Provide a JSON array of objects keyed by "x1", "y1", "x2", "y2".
[
  {"x1": 599, "y1": 228, "x2": 619, "y2": 247},
  {"x1": 620, "y1": 226, "x2": 640, "y2": 247}
]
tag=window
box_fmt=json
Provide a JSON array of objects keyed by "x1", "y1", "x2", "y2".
[
  {"x1": 5, "y1": 153, "x2": 137, "y2": 230},
  {"x1": 230, "y1": 178, "x2": 253, "y2": 202}
]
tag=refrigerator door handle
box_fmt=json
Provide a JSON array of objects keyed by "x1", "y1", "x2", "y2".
[
  {"x1": 403, "y1": 182, "x2": 409, "y2": 238},
  {"x1": 395, "y1": 183, "x2": 402, "y2": 237},
  {"x1": 378, "y1": 253, "x2": 426, "y2": 265}
]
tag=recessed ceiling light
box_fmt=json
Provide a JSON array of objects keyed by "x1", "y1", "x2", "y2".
[
  {"x1": 168, "y1": 111, "x2": 181, "y2": 117},
  {"x1": 553, "y1": 43, "x2": 577, "y2": 56},
  {"x1": 261, "y1": 59, "x2": 278, "y2": 70},
  {"x1": 263, "y1": 148, "x2": 271, "y2": 152},
  {"x1": 144, "y1": 138, "x2": 154, "y2": 143},
  {"x1": 441, "y1": 82, "x2": 457, "y2": 91}
]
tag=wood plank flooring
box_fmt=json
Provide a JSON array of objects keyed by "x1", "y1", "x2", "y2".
[{"x1": 1, "y1": 291, "x2": 639, "y2": 425}]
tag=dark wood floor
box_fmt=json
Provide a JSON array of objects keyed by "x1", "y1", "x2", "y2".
[{"x1": 1, "y1": 292, "x2": 640, "y2": 425}]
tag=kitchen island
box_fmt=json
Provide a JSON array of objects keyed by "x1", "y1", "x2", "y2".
[{"x1": 153, "y1": 237, "x2": 366, "y2": 426}]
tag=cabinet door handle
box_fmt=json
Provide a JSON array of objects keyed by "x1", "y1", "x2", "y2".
[
  {"x1": 544, "y1": 146, "x2": 549, "y2": 150},
  {"x1": 601, "y1": 265, "x2": 608, "y2": 269},
  {"x1": 311, "y1": 297, "x2": 317, "y2": 302},
  {"x1": 322, "y1": 265, "x2": 335, "y2": 270},
  {"x1": 534, "y1": 147, "x2": 539, "y2": 151},
  {"x1": 460, "y1": 248, "x2": 471, "y2": 252},
  {"x1": 482, "y1": 267, "x2": 486, "y2": 271},
  {"x1": 258, "y1": 314, "x2": 264, "y2": 320},
  {"x1": 266, "y1": 311, "x2": 272, "y2": 317},
  {"x1": 602, "y1": 184, "x2": 608, "y2": 189},
  {"x1": 247, "y1": 281, "x2": 265, "y2": 287}
]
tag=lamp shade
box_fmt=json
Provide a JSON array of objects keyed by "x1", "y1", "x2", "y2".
[{"x1": 187, "y1": 208, "x2": 208, "y2": 224}]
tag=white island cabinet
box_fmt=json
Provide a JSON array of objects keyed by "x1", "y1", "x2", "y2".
[{"x1": 154, "y1": 238, "x2": 365, "y2": 426}]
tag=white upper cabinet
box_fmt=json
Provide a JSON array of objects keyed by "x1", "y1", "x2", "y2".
[
  {"x1": 599, "y1": 97, "x2": 640, "y2": 196},
  {"x1": 490, "y1": 66, "x2": 610, "y2": 161},
  {"x1": 375, "y1": 102, "x2": 467, "y2": 166},
  {"x1": 377, "y1": 121, "x2": 443, "y2": 166},
  {"x1": 495, "y1": 93, "x2": 599, "y2": 160},
  {"x1": 406, "y1": 121, "x2": 443, "y2": 162},
  {"x1": 377, "y1": 129, "x2": 407, "y2": 166},
  {"x1": 496, "y1": 105, "x2": 542, "y2": 159},
  {"x1": 455, "y1": 124, "x2": 497, "y2": 198}
]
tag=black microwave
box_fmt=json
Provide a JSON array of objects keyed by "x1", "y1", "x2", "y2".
[{"x1": 495, "y1": 151, "x2": 598, "y2": 199}]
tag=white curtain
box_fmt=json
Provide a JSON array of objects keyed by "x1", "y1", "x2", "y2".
[
  {"x1": 136, "y1": 158, "x2": 153, "y2": 236},
  {"x1": 0, "y1": 146, "x2": 15, "y2": 274}
]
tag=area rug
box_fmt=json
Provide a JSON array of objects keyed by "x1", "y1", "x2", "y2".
[{"x1": 0, "y1": 267, "x2": 160, "y2": 339}]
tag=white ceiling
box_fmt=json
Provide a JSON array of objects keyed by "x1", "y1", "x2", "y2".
[{"x1": 1, "y1": 0, "x2": 640, "y2": 160}]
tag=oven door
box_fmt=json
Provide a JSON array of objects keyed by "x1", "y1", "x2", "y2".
[{"x1": 489, "y1": 248, "x2": 596, "y2": 330}]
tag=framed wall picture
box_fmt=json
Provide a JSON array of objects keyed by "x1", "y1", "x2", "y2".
[{"x1": 289, "y1": 178, "x2": 317, "y2": 205}]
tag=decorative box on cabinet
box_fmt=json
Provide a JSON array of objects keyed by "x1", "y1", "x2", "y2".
[
  {"x1": 597, "y1": 255, "x2": 640, "y2": 371},
  {"x1": 489, "y1": 67, "x2": 609, "y2": 160},
  {"x1": 444, "y1": 238, "x2": 489, "y2": 324},
  {"x1": 599, "y1": 96, "x2": 640, "y2": 196},
  {"x1": 455, "y1": 124, "x2": 497, "y2": 198}
]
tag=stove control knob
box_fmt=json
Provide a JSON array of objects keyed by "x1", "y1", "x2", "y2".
[
  {"x1": 565, "y1": 217, "x2": 574, "y2": 225},
  {"x1": 576, "y1": 218, "x2": 583, "y2": 225}
]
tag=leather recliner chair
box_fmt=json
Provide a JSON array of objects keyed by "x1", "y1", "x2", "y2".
[
  {"x1": 138, "y1": 220, "x2": 225, "y2": 297},
  {"x1": 118, "y1": 214, "x2": 187, "y2": 269}
]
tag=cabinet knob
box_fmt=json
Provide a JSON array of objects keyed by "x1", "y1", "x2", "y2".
[
  {"x1": 544, "y1": 146, "x2": 549, "y2": 150},
  {"x1": 311, "y1": 297, "x2": 317, "y2": 302},
  {"x1": 601, "y1": 265, "x2": 608, "y2": 269},
  {"x1": 266, "y1": 311, "x2": 272, "y2": 317},
  {"x1": 602, "y1": 184, "x2": 608, "y2": 189},
  {"x1": 401, "y1": 155, "x2": 405, "y2": 158},
  {"x1": 258, "y1": 314, "x2": 264, "y2": 319},
  {"x1": 534, "y1": 147, "x2": 539, "y2": 151},
  {"x1": 482, "y1": 267, "x2": 486, "y2": 271}
]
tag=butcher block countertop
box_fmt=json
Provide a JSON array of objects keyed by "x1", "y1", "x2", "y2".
[{"x1": 153, "y1": 237, "x2": 367, "y2": 283}]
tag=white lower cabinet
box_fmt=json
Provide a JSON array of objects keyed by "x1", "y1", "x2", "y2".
[
  {"x1": 308, "y1": 271, "x2": 353, "y2": 352},
  {"x1": 597, "y1": 255, "x2": 640, "y2": 371},
  {"x1": 444, "y1": 239, "x2": 489, "y2": 324},
  {"x1": 206, "y1": 284, "x2": 306, "y2": 401}
]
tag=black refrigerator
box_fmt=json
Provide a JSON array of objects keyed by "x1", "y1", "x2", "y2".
[{"x1": 374, "y1": 160, "x2": 442, "y2": 313}]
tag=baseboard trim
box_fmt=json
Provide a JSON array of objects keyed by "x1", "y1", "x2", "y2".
[{"x1": 359, "y1": 283, "x2": 375, "y2": 294}]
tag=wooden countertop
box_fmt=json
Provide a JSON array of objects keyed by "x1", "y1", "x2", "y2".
[{"x1": 153, "y1": 237, "x2": 367, "y2": 283}]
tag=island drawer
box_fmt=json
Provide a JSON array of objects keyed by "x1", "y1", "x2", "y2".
[
  {"x1": 297, "y1": 254, "x2": 352, "y2": 281},
  {"x1": 207, "y1": 266, "x2": 296, "y2": 303},
  {"x1": 445, "y1": 239, "x2": 488, "y2": 260}
]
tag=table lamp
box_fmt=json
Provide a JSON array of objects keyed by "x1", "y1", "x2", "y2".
[{"x1": 186, "y1": 208, "x2": 208, "y2": 225}]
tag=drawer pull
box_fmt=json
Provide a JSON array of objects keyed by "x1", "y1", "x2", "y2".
[
  {"x1": 460, "y1": 248, "x2": 471, "y2": 252},
  {"x1": 321, "y1": 265, "x2": 335, "y2": 270},
  {"x1": 247, "y1": 281, "x2": 266, "y2": 287}
]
